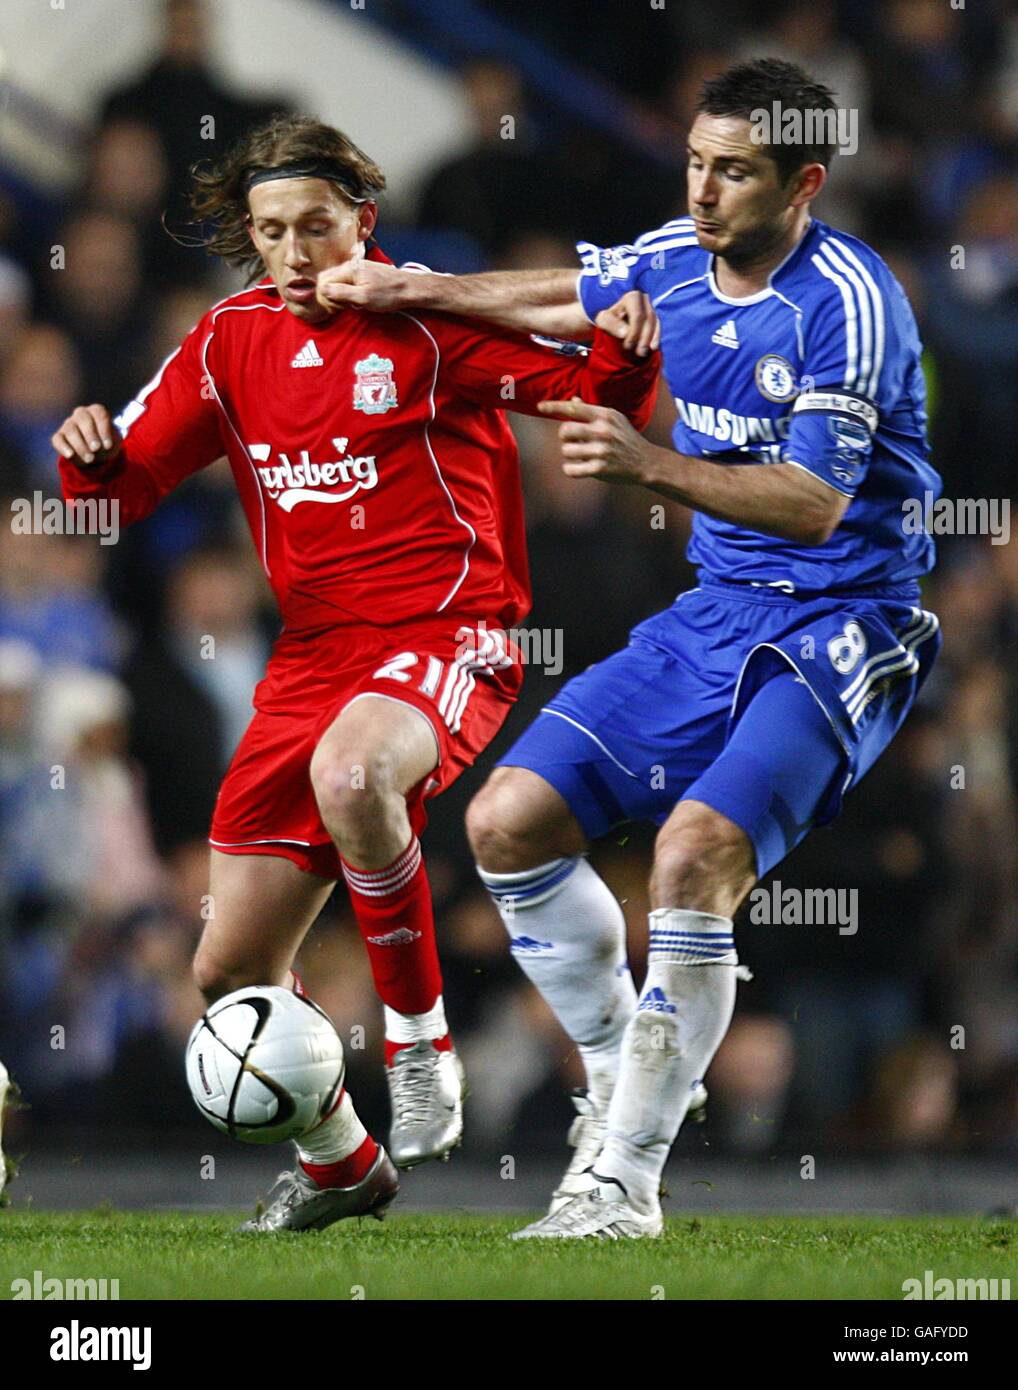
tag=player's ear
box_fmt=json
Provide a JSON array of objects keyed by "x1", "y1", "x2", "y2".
[
  {"x1": 357, "y1": 201, "x2": 378, "y2": 242},
  {"x1": 789, "y1": 162, "x2": 826, "y2": 208},
  {"x1": 245, "y1": 213, "x2": 258, "y2": 248}
]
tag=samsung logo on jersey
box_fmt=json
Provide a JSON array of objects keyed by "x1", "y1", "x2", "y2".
[{"x1": 674, "y1": 397, "x2": 792, "y2": 445}]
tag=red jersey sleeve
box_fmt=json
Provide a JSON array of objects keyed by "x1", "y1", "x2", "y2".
[
  {"x1": 421, "y1": 315, "x2": 659, "y2": 430},
  {"x1": 58, "y1": 320, "x2": 224, "y2": 526}
]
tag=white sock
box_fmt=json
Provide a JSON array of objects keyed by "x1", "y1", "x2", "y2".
[
  {"x1": 384, "y1": 996, "x2": 448, "y2": 1046},
  {"x1": 478, "y1": 856, "x2": 637, "y2": 1106},
  {"x1": 595, "y1": 908, "x2": 739, "y2": 1213},
  {"x1": 296, "y1": 1090, "x2": 367, "y2": 1165}
]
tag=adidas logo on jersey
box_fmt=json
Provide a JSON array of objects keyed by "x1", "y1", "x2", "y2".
[
  {"x1": 291, "y1": 339, "x2": 324, "y2": 368},
  {"x1": 711, "y1": 318, "x2": 740, "y2": 349}
]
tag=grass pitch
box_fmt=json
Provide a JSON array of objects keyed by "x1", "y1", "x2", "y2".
[{"x1": 1, "y1": 1211, "x2": 1014, "y2": 1300}]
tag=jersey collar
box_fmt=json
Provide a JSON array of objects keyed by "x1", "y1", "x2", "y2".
[{"x1": 706, "y1": 217, "x2": 816, "y2": 305}]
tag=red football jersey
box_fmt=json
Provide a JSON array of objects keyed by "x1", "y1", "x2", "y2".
[{"x1": 59, "y1": 248, "x2": 659, "y2": 634}]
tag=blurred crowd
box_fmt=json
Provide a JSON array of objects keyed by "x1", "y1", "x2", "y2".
[{"x1": 0, "y1": 0, "x2": 1016, "y2": 1163}]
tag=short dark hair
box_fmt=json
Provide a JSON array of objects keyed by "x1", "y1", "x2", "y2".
[{"x1": 695, "y1": 58, "x2": 839, "y2": 183}]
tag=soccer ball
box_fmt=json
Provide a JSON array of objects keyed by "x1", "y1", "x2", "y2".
[{"x1": 185, "y1": 986, "x2": 344, "y2": 1144}]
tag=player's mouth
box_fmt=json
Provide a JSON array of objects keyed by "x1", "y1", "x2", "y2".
[
  {"x1": 285, "y1": 277, "x2": 318, "y2": 304},
  {"x1": 693, "y1": 219, "x2": 722, "y2": 235}
]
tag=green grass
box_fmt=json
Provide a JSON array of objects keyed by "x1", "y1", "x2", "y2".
[{"x1": 1, "y1": 1211, "x2": 1015, "y2": 1299}]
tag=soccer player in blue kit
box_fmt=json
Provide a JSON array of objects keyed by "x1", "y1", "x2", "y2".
[{"x1": 316, "y1": 58, "x2": 943, "y2": 1238}]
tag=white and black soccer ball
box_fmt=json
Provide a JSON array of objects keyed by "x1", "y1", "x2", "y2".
[{"x1": 185, "y1": 986, "x2": 344, "y2": 1144}]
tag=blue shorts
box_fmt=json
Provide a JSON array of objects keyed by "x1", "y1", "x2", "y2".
[{"x1": 499, "y1": 579, "x2": 941, "y2": 877}]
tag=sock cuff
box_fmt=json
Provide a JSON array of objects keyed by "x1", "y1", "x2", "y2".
[
  {"x1": 477, "y1": 855, "x2": 580, "y2": 907},
  {"x1": 647, "y1": 907, "x2": 737, "y2": 965},
  {"x1": 384, "y1": 996, "x2": 448, "y2": 1044},
  {"x1": 342, "y1": 835, "x2": 421, "y2": 897}
]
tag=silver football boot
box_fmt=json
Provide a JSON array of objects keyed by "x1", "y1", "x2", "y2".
[
  {"x1": 547, "y1": 1080, "x2": 708, "y2": 1217},
  {"x1": 238, "y1": 1145, "x2": 399, "y2": 1233},
  {"x1": 515, "y1": 1179, "x2": 663, "y2": 1241},
  {"x1": 386, "y1": 1041, "x2": 466, "y2": 1169},
  {"x1": 0, "y1": 1061, "x2": 12, "y2": 1202}
]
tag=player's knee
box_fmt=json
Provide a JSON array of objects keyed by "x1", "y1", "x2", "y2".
[
  {"x1": 193, "y1": 944, "x2": 253, "y2": 1003},
  {"x1": 310, "y1": 744, "x2": 395, "y2": 834},
  {"x1": 466, "y1": 776, "x2": 541, "y2": 873}
]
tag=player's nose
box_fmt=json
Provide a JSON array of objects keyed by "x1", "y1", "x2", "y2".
[{"x1": 283, "y1": 236, "x2": 310, "y2": 268}]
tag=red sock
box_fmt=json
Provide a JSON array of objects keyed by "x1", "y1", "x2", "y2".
[
  {"x1": 300, "y1": 1134, "x2": 379, "y2": 1189},
  {"x1": 342, "y1": 835, "x2": 443, "y2": 1014}
]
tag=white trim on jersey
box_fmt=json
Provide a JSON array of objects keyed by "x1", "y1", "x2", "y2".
[
  {"x1": 634, "y1": 217, "x2": 696, "y2": 249},
  {"x1": 811, "y1": 253, "x2": 859, "y2": 393},
  {"x1": 652, "y1": 273, "x2": 710, "y2": 308},
  {"x1": 628, "y1": 236, "x2": 700, "y2": 258},
  {"x1": 201, "y1": 299, "x2": 288, "y2": 579},
  {"x1": 115, "y1": 346, "x2": 182, "y2": 436},
  {"x1": 812, "y1": 237, "x2": 887, "y2": 399},
  {"x1": 828, "y1": 237, "x2": 886, "y2": 399},
  {"x1": 396, "y1": 313, "x2": 478, "y2": 614},
  {"x1": 818, "y1": 242, "x2": 873, "y2": 394}
]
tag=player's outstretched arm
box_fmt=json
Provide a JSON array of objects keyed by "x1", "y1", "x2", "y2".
[
  {"x1": 318, "y1": 260, "x2": 584, "y2": 336},
  {"x1": 538, "y1": 400, "x2": 850, "y2": 547},
  {"x1": 316, "y1": 259, "x2": 659, "y2": 354}
]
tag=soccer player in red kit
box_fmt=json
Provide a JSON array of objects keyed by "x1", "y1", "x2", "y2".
[{"x1": 53, "y1": 116, "x2": 659, "y2": 1231}]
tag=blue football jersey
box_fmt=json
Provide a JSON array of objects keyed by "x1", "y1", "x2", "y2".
[{"x1": 577, "y1": 216, "x2": 941, "y2": 593}]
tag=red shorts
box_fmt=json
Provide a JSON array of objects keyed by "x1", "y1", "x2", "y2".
[{"x1": 210, "y1": 617, "x2": 522, "y2": 878}]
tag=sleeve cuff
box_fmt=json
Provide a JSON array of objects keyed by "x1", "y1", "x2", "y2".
[{"x1": 784, "y1": 458, "x2": 855, "y2": 499}]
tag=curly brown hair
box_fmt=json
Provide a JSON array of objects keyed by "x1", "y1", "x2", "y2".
[{"x1": 187, "y1": 114, "x2": 386, "y2": 283}]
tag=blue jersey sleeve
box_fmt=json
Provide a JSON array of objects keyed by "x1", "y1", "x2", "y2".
[
  {"x1": 576, "y1": 240, "x2": 647, "y2": 323},
  {"x1": 783, "y1": 263, "x2": 891, "y2": 498}
]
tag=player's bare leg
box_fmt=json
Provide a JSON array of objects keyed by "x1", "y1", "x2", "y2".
[
  {"x1": 193, "y1": 851, "x2": 335, "y2": 1002},
  {"x1": 469, "y1": 766, "x2": 675, "y2": 1213},
  {"x1": 311, "y1": 694, "x2": 464, "y2": 1167},
  {"x1": 191, "y1": 851, "x2": 395, "y2": 1231},
  {"x1": 516, "y1": 800, "x2": 755, "y2": 1239}
]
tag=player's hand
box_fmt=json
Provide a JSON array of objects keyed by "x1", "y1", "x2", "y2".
[
  {"x1": 316, "y1": 257, "x2": 411, "y2": 314},
  {"x1": 537, "y1": 397, "x2": 652, "y2": 485},
  {"x1": 594, "y1": 291, "x2": 660, "y2": 357},
  {"x1": 52, "y1": 405, "x2": 122, "y2": 467}
]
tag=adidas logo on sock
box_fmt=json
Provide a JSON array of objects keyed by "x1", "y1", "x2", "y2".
[
  {"x1": 292, "y1": 338, "x2": 324, "y2": 368},
  {"x1": 509, "y1": 935, "x2": 554, "y2": 953},
  {"x1": 637, "y1": 986, "x2": 677, "y2": 1014},
  {"x1": 366, "y1": 927, "x2": 422, "y2": 946},
  {"x1": 711, "y1": 318, "x2": 739, "y2": 349}
]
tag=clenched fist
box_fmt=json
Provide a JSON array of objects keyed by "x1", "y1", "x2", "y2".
[
  {"x1": 593, "y1": 291, "x2": 660, "y2": 357},
  {"x1": 52, "y1": 405, "x2": 122, "y2": 467},
  {"x1": 316, "y1": 258, "x2": 412, "y2": 314}
]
